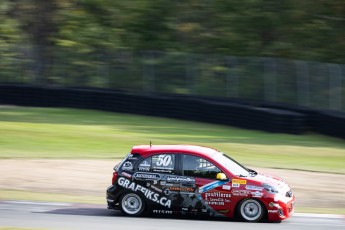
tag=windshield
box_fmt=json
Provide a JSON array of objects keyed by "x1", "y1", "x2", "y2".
[{"x1": 213, "y1": 152, "x2": 249, "y2": 177}]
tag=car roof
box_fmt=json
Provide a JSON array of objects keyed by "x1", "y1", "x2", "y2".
[{"x1": 131, "y1": 145, "x2": 220, "y2": 157}]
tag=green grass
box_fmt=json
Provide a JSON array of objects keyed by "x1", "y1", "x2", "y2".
[{"x1": 0, "y1": 106, "x2": 345, "y2": 173}]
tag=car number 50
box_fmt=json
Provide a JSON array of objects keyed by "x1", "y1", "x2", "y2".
[{"x1": 156, "y1": 155, "x2": 172, "y2": 167}]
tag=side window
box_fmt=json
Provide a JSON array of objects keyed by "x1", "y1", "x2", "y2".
[
  {"x1": 138, "y1": 158, "x2": 151, "y2": 172},
  {"x1": 138, "y1": 154, "x2": 175, "y2": 173},
  {"x1": 182, "y1": 155, "x2": 221, "y2": 179}
]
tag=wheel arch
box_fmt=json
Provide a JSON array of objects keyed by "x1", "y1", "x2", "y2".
[
  {"x1": 118, "y1": 190, "x2": 149, "y2": 216},
  {"x1": 234, "y1": 198, "x2": 268, "y2": 221}
]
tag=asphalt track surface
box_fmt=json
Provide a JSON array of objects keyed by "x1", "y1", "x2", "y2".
[{"x1": 0, "y1": 201, "x2": 344, "y2": 230}]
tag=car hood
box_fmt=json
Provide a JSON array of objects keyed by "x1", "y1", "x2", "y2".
[{"x1": 250, "y1": 173, "x2": 290, "y2": 191}]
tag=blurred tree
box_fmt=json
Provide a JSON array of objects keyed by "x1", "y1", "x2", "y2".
[
  {"x1": 7, "y1": 0, "x2": 59, "y2": 84},
  {"x1": 1, "y1": 0, "x2": 344, "y2": 89},
  {"x1": 0, "y1": 1, "x2": 23, "y2": 82},
  {"x1": 291, "y1": 0, "x2": 345, "y2": 63}
]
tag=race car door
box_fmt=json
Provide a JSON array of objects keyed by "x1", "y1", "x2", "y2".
[{"x1": 180, "y1": 154, "x2": 232, "y2": 215}]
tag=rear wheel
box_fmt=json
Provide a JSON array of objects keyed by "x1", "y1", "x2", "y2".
[
  {"x1": 237, "y1": 199, "x2": 265, "y2": 222},
  {"x1": 119, "y1": 193, "x2": 145, "y2": 217}
]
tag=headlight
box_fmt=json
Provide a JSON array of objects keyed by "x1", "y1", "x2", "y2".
[{"x1": 263, "y1": 183, "x2": 279, "y2": 194}]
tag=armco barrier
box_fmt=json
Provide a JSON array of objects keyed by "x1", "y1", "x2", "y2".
[
  {"x1": 1, "y1": 84, "x2": 344, "y2": 137},
  {"x1": 314, "y1": 111, "x2": 345, "y2": 139}
]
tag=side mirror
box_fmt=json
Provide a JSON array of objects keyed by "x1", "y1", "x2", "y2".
[{"x1": 216, "y1": 172, "x2": 227, "y2": 180}]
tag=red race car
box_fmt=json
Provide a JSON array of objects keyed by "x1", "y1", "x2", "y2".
[{"x1": 107, "y1": 145, "x2": 295, "y2": 222}]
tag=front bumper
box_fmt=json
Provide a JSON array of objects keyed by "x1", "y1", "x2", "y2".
[{"x1": 266, "y1": 194, "x2": 295, "y2": 221}]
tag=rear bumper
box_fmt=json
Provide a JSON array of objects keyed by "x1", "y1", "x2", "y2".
[{"x1": 106, "y1": 185, "x2": 120, "y2": 210}]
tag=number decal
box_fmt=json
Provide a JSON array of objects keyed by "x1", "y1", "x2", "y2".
[{"x1": 156, "y1": 155, "x2": 172, "y2": 167}]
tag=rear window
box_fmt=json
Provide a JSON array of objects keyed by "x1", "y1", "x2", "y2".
[{"x1": 118, "y1": 153, "x2": 137, "y2": 171}]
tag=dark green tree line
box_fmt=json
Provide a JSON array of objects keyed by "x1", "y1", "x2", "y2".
[{"x1": 0, "y1": 0, "x2": 344, "y2": 84}]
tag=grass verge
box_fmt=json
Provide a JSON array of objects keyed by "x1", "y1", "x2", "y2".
[
  {"x1": 0, "y1": 190, "x2": 103, "y2": 204},
  {"x1": 1, "y1": 106, "x2": 345, "y2": 173}
]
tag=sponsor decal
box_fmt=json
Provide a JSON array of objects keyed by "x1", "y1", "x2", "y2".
[
  {"x1": 140, "y1": 161, "x2": 151, "y2": 167},
  {"x1": 231, "y1": 179, "x2": 246, "y2": 188},
  {"x1": 205, "y1": 192, "x2": 231, "y2": 199},
  {"x1": 118, "y1": 177, "x2": 171, "y2": 208},
  {"x1": 232, "y1": 190, "x2": 251, "y2": 196},
  {"x1": 204, "y1": 192, "x2": 231, "y2": 206},
  {"x1": 127, "y1": 154, "x2": 137, "y2": 160},
  {"x1": 152, "y1": 168, "x2": 173, "y2": 173},
  {"x1": 199, "y1": 180, "x2": 229, "y2": 193},
  {"x1": 153, "y1": 210, "x2": 173, "y2": 214},
  {"x1": 160, "y1": 181, "x2": 174, "y2": 186},
  {"x1": 150, "y1": 185, "x2": 163, "y2": 193},
  {"x1": 205, "y1": 200, "x2": 225, "y2": 206},
  {"x1": 169, "y1": 186, "x2": 195, "y2": 193},
  {"x1": 121, "y1": 172, "x2": 132, "y2": 178},
  {"x1": 232, "y1": 179, "x2": 247, "y2": 184},
  {"x1": 138, "y1": 159, "x2": 151, "y2": 171},
  {"x1": 122, "y1": 161, "x2": 133, "y2": 170},
  {"x1": 138, "y1": 166, "x2": 150, "y2": 172},
  {"x1": 222, "y1": 185, "x2": 231, "y2": 190},
  {"x1": 164, "y1": 189, "x2": 171, "y2": 196},
  {"x1": 152, "y1": 155, "x2": 174, "y2": 171},
  {"x1": 166, "y1": 176, "x2": 195, "y2": 184},
  {"x1": 133, "y1": 172, "x2": 161, "y2": 180},
  {"x1": 156, "y1": 155, "x2": 172, "y2": 167},
  {"x1": 245, "y1": 185, "x2": 263, "y2": 191},
  {"x1": 251, "y1": 191, "x2": 263, "y2": 198},
  {"x1": 268, "y1": 210, "x2": 279, "y2": 213}
]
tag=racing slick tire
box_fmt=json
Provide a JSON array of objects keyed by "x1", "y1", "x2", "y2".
[
  {"x1": 119, "y1": 192, "x2": 146, "y2": 217},
  {"x1": 237, "y1": 199, "x2": 265, "y2": 222}
]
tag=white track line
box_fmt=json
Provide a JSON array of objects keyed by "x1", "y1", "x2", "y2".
[
  {"x1": 2, "y1": 200, "x2": 71, "y2": 206},
  {"x1": 294, "y1": 213, "x2": 344, "y2": 219}
]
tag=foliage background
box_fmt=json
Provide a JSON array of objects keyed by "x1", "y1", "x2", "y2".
[{"x1": 1, "y1": 0, "x2": 344, "y2": 110}]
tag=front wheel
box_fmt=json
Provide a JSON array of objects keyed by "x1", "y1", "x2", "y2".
[
  {"x1": 237, "y1": 199, "x2": 265, "y2": 222},
  {"x1": 119, "y1": 193, "x2": 145, "y2": 217}
]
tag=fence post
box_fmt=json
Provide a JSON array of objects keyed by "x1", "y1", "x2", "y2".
[
  {"x1": 295, "y1": 60, "x2": 310, "y2": 107},
  {"x1": 263, "y1": 57, "x2": 277, "y2": 102},
  {"x1": 142, "y1": 51, "x2": 155, "y2": 94},
  {"x1": 186, "y1": 53, "x2": 195, "y2": 94},
  {"x1": 226, "y1": 56, "x2": 239, "y2": 98},
  {"x1": 328, "y1": 63, "x2": 342, "y2": 111}
]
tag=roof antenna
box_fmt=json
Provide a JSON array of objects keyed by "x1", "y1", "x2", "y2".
[{"x1": 150, "y1": 141, "x2": 152, "y2": 147}]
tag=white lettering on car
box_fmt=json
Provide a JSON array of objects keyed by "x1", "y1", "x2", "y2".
[
  {"x1": 156, "y1": 155, "x2": 172, "y2": 167},
  {"x1": 118, "y1": 177, "x2": 171, "y2": 208}
]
